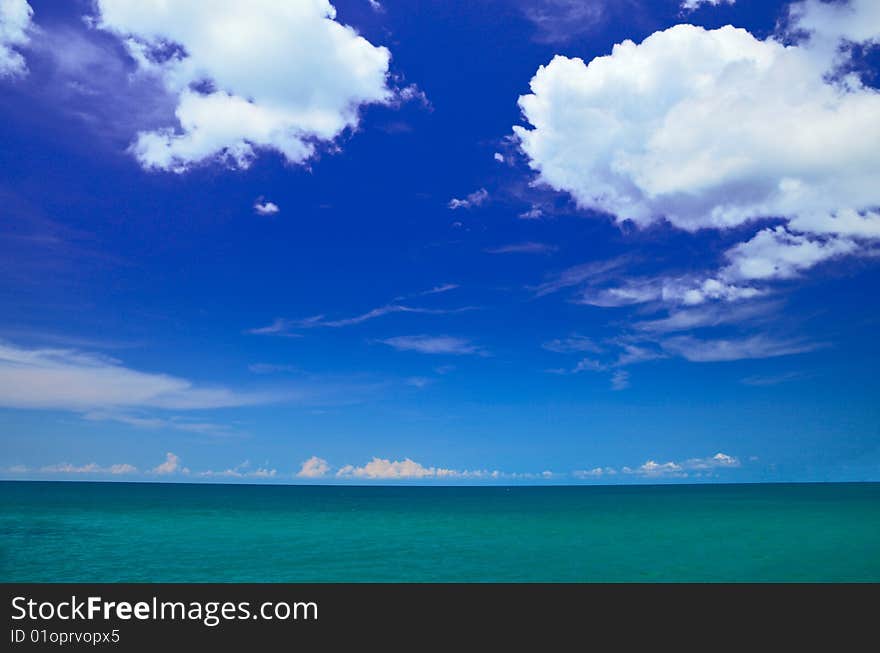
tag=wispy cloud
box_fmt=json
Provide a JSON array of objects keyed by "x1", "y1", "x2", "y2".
[
  {"x1": 633, "y1": 301, "x2": 780, "y2": 334},
  {"x1": 660, "y1": 335, "x2": 821, "y2": 363},
  {"x1": 40, "y1": 462, "x2": 137, "y2": 475},
  {"x1": 532, "y1": 257, "x2": 630, "y2": 297},
  {"x1": 0, "y1": 340, "x2": 276, "y2": 411},
  {"x1": 610, "y1": 370, "x2": 630, "y2": 391},
  {"x1": 245, "y1": 319, "x2": 304, "y2": 337},
  {"x1": 542, "y1": 335, "x2": 602, "y2": 354},
  {"x1": 82, "y1": 411, "x2": 235, "y2": 437},
  {"x1": 379, "y1": 335, "x2": 485, "y2": 356},
  {"x1": 294, "y1": 304, "x2": 476, "y2": 329},
  {"x1": 448, "y1": 188, "x2": 488, "y2": 210},
  {"x1": 740, "y1": 371, "x2": 809, "y2": 386},
  {"x1": 485, "y1": 242, "x2": 558, "y2": 255}
]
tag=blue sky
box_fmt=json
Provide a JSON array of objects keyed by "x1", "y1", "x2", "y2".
[{"x1": 1, "y1": 0, "x2": 878, "y2": 484}]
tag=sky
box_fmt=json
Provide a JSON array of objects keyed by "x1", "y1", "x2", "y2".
[{"x1": 0, "y1": 0, "x2": 878, "y2": 485}]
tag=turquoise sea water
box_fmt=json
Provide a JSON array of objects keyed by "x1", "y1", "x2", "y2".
[{"x1": 1, "y1": 481, "x2": 879, "y2": 582}]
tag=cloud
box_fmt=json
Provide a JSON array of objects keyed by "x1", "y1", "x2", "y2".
[
  {"x1": 681, "y1": 0, "x2": 734, "y2": 11},
  {"x1": 516, "y1": 18, "x2": 880, "y2": 234},
  {"x1": 542, "y1": 335, "x2": 602, "y2": 354},
  {"x1": 660, "y1": 335, "x2": 820, "y2": 362},
  {"x1": 379, "y1": 335, "x2": 484, "y2": 355},
  {"x1": 297, "y1": 304, "x2": 476, "y2": 329},
  {"x1": 152, "y1": 452, "x2": 187, "y2": 475},
  {"x1": 246, "y1": 318, "x2": 304, "y2": 337},
  {"x1": 198, "y1": 461, "x2": 277, "y2": 479},
  {"x1": 572, "y1": 467, "x2": 617, "y2": 478},
  {"x1": 0, "y1": 340, "x2": 274, "y2": 411},
  {"x1": 633, "y1": 300, "x2": 779, "y2": 334},
  {"x1": 740, "y1": 371, "x2": 807, "y2": 386},
  {"x1": 494, "y1": 152, "x2": 505, "y2": 163},
  {"x1": 297, "y1": 456, "x2": 330, "y2": 479},
  {"x1": 335, "y1": 457, "x2": 502, "y2": 480},
  {"x1": 90, "y1": 0, "x2": 394, "y2": 171},
  {"x1": 82, "y1": 410, "x2": 235, "y2": 437},
  {"x1": 40, "y1": 462, "x2": 138, "y2": 475},
  {"x1": 485, "y1": 242, "x2": 558, "y2": 255},
  {"x1": 448, "y1": 188, "x2": 488, "y2": 210},
  {"x1": 253, "y1": 199, "x2": 279, "y2": 215},
  {"x1": 610, "y1": 369, "x2": 630, "y2": 390},
  {"x1": 623, "y1": 452, "x2": 740, "y2": 477},
  {"x1": 515, "y1": 6, "x2": 880, "y2": 297},
  {"x1": 0, "y1": 0, "x2": 32, "y2": 77},
  {"x1": 722, "y1": 227, "x2": 858, "y2": 281},
  {"x1": 532, "y1": 257, "x2": 630, "y2": 297},
  {"x1": 519, "y1": 0, "x2": 607, "y2": 44}
]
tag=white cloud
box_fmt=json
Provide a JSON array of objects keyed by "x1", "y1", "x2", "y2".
[
  {"x1": 722, "y1": 227, "x2": 858, "y2": 281},
  {"x1": 198, "y1": 461, "x2": 277, "y2": 479},
  {"x1": 493, "y1": 152, "x2": 505, "y2": 163},
  {"x1": 633, "y1": 300, "x2": 778, "y2": 334},
  {"x1": 515, "y1": 5, "x2": 880, "y2": 297},
  {"x1": 572, "y1": 466, "x2": 617, "y2": 478},
  {"x1": 379, "y1": 335, "x2": 484, "y2": 355},
  {"x1": 516, "y1": 19, "x2": 880, "y2": 235},
  {"x1": 448, "y1": 188, "x2": 488, "y2": 210},
  {"x1": 681, "y1": 0, "x2": 734, "y2": 11},
  {"x1": 485, "y1": 242, "x2": 558, "y2": 255},
  {"x1": 0, "y1": 340, "x2": 274, "y2": 411},
  {"x1": 335, "y1": 457, "x2": 503, "y2": 480},
  {"x1": 253, "y1": 200, "x2": 279, "y2": 215},
  {"x1": 0, "y1": 0, "x2": 32, "y2": 77},
  {"x1": 152, "y1": 452, "x2": 187, "y2": 475},
  {"x1": 661, "y1": 334, "x2": 819, "y2": 362},
  {"x1": 90, "y1": 0, "x2": 394, "y2": 171},
  {"x1": 40, "y1": 462, "x2": 138, "y2": 475},
  {"x1": 623, "y1": 452, "x2": 739, "y2": 478},
  {"x1": 297, "y1": 455, "x2": 330, "y2": 478}
]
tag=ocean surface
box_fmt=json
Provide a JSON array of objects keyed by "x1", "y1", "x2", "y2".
[{"x1": 2, "y1": 481, "x2": 879, "y2": 582}]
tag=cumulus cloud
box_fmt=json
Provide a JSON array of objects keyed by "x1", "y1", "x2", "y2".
[
  {"x1": 0, "y1": 340, "x2": 274, "y2": 411},
  {"x1": 623, "y1": 452, "x2": 739, "y2": 477},
  {"x1": 722, "y1": 227, "x2": 858, "y2": 281},
  {"x1": 152, "y1": 452, "x2": 187, "y2": 475},
  {"x1": 90, "y1": 0, "x2": 394, "y2": 171},
  {"x1": 448, "y1": 188, "x2": 488, "y2": 210},
  {"x1": 379, "y1": 335, "x2": 484, "y2": 355},
  {"x1": 253, "y1": 200, "x2": 279, "y2": 215},
  {"x1": 515, "y1": 3, "x2": 880, "y2": 299},
  {"x1": 0, "y1": 0, "x2": 32, "y2": 77},
  {"x1": 297, "y1": 455, "x2": 330, "y2": 479},
  {"x1": 516, "y1": 19, "x2": 880, "y2": 235},
  {"x1": 335, "y1": 457, "x2": 503, "y2": 480}
]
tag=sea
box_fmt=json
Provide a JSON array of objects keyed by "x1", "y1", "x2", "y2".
[{"x1": 2, "y1": 481, "x2": 878, "y2": 582}]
